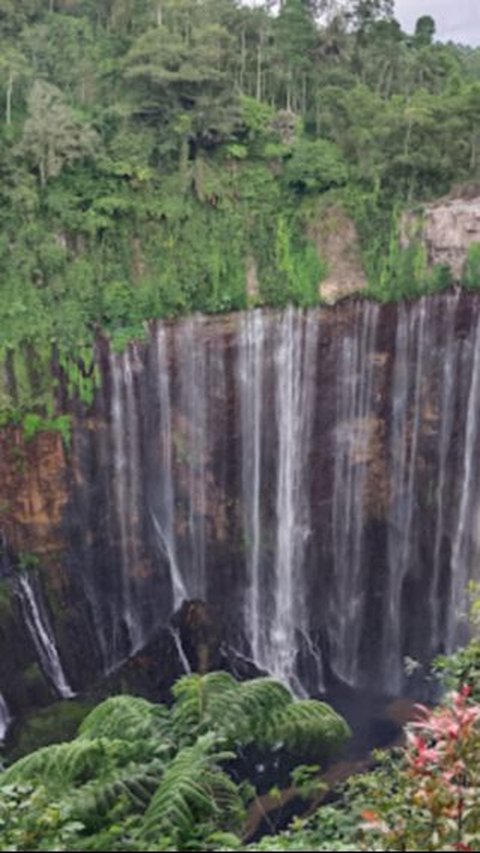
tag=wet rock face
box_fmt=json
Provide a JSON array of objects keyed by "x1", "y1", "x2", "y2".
[
  {"x1": 0, "y1": 429, "x2": 68, "y2": 567},
  {"x1": 402, "y1": 194, "x2": 480, "y2": 281},
  {"x1": 2, "y1": 294, "x2": 480, "y2": 722}
]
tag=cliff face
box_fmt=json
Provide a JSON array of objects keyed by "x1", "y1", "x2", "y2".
[
  {"x1": 402, "y1": 192, "x2": 480, "y2": 281},
  {"x1": 2, "y1": 294, "x2": 480, "y2": 725}
]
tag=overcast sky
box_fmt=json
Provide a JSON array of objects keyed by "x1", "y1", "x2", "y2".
[
  {"x1": 247, "y1": 1, "x2": 480, "y2": 47},
  {"x1": 394, "y1": 0, "x2": 480, "y2": 45}
]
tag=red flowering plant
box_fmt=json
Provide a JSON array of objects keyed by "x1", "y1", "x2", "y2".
[{"x1": 359, "y1": 687, "x2": 480, "y2": 851}]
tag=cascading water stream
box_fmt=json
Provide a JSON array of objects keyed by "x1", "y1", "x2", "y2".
[
  {"x1": 431, "y1": 295, "x2": 460, "y2": 652},
  {"x1": 449, "y1": 314, "x2": 480, "y2": 650},
  {"x1": 110, "y1": 346, "x2": 146, "y2": 654},
  {"x1": 238, "y1": 310, "x2": 265, "y2": 669},
  {"x1": 0, "y1": 694, "x2": 11, "y2": 742},
  {"x1": 16, "y1": 574, "x2": 74, "y2": 699},
  {"x1": 384, "y1": 300, "x2": 427, "y2": 694},
  {"x1": 270, "y1": 307, "x2": 319, "y2": 692},
  {"x1": 151, "y1": 325, "x2": 186, "y2": 608},
  {"x1": 238, "y1": 308, "x2": 320, "y2": 693},
  {"x1": 331, "y1": 301, "x2": 379, "y2": 686},
  {"x1": 177, "y1": 316, "x2": 208, "y2": 600},
  {"x1": 169, "y1": 628, "x2": 192, "y2": 675}
]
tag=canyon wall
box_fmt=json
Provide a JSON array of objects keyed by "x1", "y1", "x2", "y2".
[{"x1": 2, "y1": 293, "x2": 480, "y2": 727}]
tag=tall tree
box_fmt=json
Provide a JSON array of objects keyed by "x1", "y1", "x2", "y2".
[
  {"x1": 274, "y1": 0, "x2": 316, "y2": 113},
  {"x1": 22, "y1": 80, "x2": 98, "y2": 187},
  {"x1": 0, "y1": 47, "x2": 30, "y2": 125}
]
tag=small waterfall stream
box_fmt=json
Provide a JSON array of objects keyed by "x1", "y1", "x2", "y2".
[
  {"x1": 0, "y1": 694, "x2": 11, "y2": 742},
  {"x1": 151, "y1": 325, "x2": 186, "y2": 608},
  {"x1": 331, "y1": 302, "x2": 380, "y2": 687},
  {"x1": 169, "y1": 628, "x2": 192, "y2": 675},
  {"x1": 449, "y1": 315, "x2": 480, "y2": 650},
  {"x1": 383, "y1": 300, "x2": 428, "y2": 693},
  {"x1": 238, "y1": 310, "x2": 265, "y2": 670},
  {"x1": 270, "y1": 308, "x2": 318, "y2": 691},
  {"x1": 16, "y1": 574, "x2": 74, "y2": 699}
]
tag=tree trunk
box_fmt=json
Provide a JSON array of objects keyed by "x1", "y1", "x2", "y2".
[
  {"x1": 470, "y1": 129, "x2": 477, "y2": 171},
  {"x1": 256, "y1": 39, "x2": 263, "y2": 101},
  {"x1": 40, "y1": 163, "x2": 46, "y2": 189},
  {"x1": 240, "y1": 26, "x2": 246, "y2": 93},
  {"x1": 6, "y1": 71, "x2": 12, "y2": 126}
]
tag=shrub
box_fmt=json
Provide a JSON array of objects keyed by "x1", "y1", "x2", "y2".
[{"x1": 284, "y1": 139, "x2": 348, "y2": 194}]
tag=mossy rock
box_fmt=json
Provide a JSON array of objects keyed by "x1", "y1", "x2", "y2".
[{"x1": 7, "y1": 699, "x2": 95, "y2": 761}]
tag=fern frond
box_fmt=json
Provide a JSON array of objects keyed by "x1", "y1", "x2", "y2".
[
  {"x1": 1, "y1": 737, "x2": 117, "y2": 788},
  {"x1": 79, "y1": 695, "x2": 170, "y2": 743},
  {"x1": 65, "y1": 760, "x2": 165, "y2": 827},
  {"x1": 171, "y1": 672, "x2": 238, "y2": 743},
  {"x1": 138, "y1": 733, "x2": 243, "y2": 844},
  {"x1": 233, "y1": 678, "x2": 293, "y2": 744},
  {"x1": 171, "y1": 672, "x2": 294, "y2": 748},
  {"x1": 271, "y1": 700, "x2": 352, "y2": 755}
]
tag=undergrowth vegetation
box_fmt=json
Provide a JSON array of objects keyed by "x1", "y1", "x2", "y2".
[
  {"x1": 2, "y1": 644, "x2": 480, "y2": 851},
  {"x1": 244, "y1": 641, "x2": 480, "y2": 853},
  {"x1": 0, "y1": 672, "x2": 349, "y2": 851}
]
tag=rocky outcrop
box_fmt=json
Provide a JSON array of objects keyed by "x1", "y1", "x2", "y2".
[{"x1": 402, "y1": 190, "x2": 480, "y2": 281}]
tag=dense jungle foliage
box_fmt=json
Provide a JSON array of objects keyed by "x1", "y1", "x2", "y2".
[
  {"x1": 2, "y1": 0, "x2": 480, "y2": 422},
  {"x1": 1, "y1": 643, "x2": 479, "y2": 851},
  {"x1": 0, "y1": 671, "x2": 351, "y2": 850}
]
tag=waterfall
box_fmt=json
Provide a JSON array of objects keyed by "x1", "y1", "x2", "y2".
[
  {"x1": 151, "y1": 325, "x2": 186, "y2": 608},
  {"x1": 271, "y1": 307, "x2": 318, "y2": 692},
  {"x1": 431, "y1": 295, "x2": 459, "y2": 653},
  {"x1": 110, "y1": 345, "x2": 146, "y2": 653},
  {"x1": 176, "y1": 315, "x2": 208, "y2": 599},
  {"x1": 24, "y1": 293, "x2": 480, "y2": 704},
  {"x1": 170, "y1": 628, "x2": 192, "y2": 675},
  {"x1": 330, "y1": 302, "x2": 379, "y2": 686},
  {"x1": 449, "y1": 315, "x2": 480, "y2": 650},
  {"x1": 383, "y1": 300, "x2": 427, "y2": 693},
  {"x1": 0, "y1": 694, "x2": 11, "y2": 742},
  {"x1": 17, "y1": 574, "x2": 74, "y2": 699},
  {"x1": 238, "y1": 307, "x2": 319, "y2": 693},
  {"x1": 238, "y1": 310, "x2": 265, "y2": 669}
]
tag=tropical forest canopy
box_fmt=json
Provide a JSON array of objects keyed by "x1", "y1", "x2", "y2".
[{"x1": 2, "y1": 0, "x2": 480, "y2": 419}]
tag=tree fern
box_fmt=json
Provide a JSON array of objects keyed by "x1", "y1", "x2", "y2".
[
  {"x1": 233, "y1": 678, "x2": 293, "y2": 745},
  {"x1": 1, "y1": 737, "x2": 118, "y2": 789},
  {"x1": 138, "y1": 734, "x2": 244, "y2": 846},
  {"x1": 270, "y1": 700, "x2": 351, "y2": 756},
  {"x1": 63, "y1": 760, "x2": 165, "y2": 827},
  {"x1": 0, "y1": 676, "x2": 350, "y2": 851},
  {"x1": 170, "y1": 672, "x2": 347, "y2": 757},
  {"x1": 79, "y1": 695, "x2": 170, "y2": 743}
]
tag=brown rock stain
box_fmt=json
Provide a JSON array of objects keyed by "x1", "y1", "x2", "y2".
[{"x1": 0, "y1": 429, "x2": 69, "y2": 576}]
